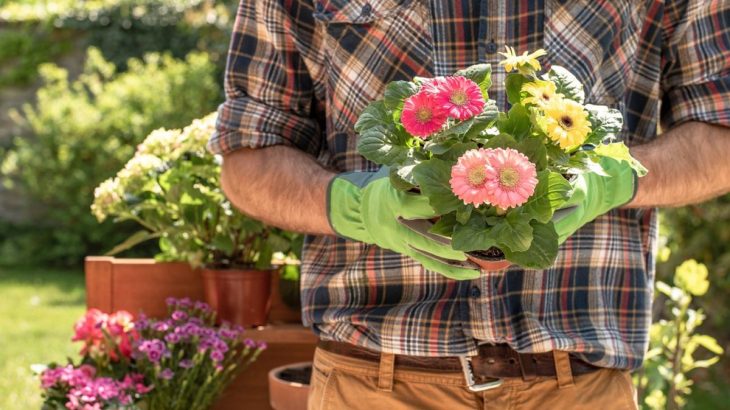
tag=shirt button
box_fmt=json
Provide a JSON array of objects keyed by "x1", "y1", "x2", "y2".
[
  {"x1": 485, "y1": 41, "x2": 498, "y2": 54},
  {"x1": 470, "y1": 286, "x2": 481, "y2": 298},
  {"x1": 361, "y1": 3, "x2": 372, "y2": 16}
]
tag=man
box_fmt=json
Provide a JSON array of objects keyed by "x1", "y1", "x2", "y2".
[{"x1": 210, "y1": 1, "x2": 729, "y2": 408}]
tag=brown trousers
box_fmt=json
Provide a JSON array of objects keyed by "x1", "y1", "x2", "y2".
[{"x1": 307, "y1": 347, "x2": 638, "y2": 410}]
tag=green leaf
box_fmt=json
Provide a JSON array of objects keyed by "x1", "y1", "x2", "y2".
[
  {"x1": 429, "y1": 213, "x2": 457, "y2": 237},
  {"x1": 357, "y1": 128, "x2": 411, "y2": 166},
  {"x1": 452, "y1": 214, "x2": 498, "y2": 252},
  {"x1": 546, "y1": 142, "x2": 570, "y2": 165},
  {"x1": 437, "y1": 141, "x2": 478, "y2": 161},
  {"x1": 354, "y1": 101, "x2": 391, "y2": 133},
  {"x1": 456, "y1": 205, "x2": 473, "y2": 224},
  {"x1": 517, "y1": 137, "x2": 548, "y2": 171},
  {"x1": 454, "y1": 64, "x2": 492, "y2": 98},
  {"x1": 493, "y1": 211, "x2": 533, "y2": 253},
  {"x1": 690, "y1": 334, "x2": 724, "y2": 355},
  {"x1": 546, "y1": 65, "x2": 585, "y2": 103},
  {"x1": 389, "y1": 164, "x2": 417, "y2": 191},
  {"x1": 502, "y1": 221, "x2": 559, "y2": 269},
  {"x1": 505, "y1": 73, "x2": 527, "y2": 105},
  {"x1": 484, "y1": 133, "x2": 518, "y2": 150},
  {"x1": 566, "y1": 151, "x2": 609, "y2": 176},
  {"x1": 464, "y1": 100, "x2": 499, "y2": 139},
  {"x1": 583, "y1": 104, "x2": 623, "y2": 145},
  {"x1": 105, "y1": 230, "x2": 160, "y2": 256},
  {"x1": 497, "y1": 103, "x2": 531, "y2": 140},
  {"x1": 384, "y1": 81, "x2": 419, "y2": 113},
  {"x1": 412, "y1": 158, "x2": 463, "y2": 214},
  {"x1": 424, "y1": 139, "x2": 457, "y2": 155},
  {"x1": 521, "y1": 171, "x2": 571, "y2": 223},
  {"x1": 593, "y1": 142, "x2": 648, "y2": 177},
  {"x1": 210, "y1": 234, "x2": 234, "y2": 254},
  {"x1": 437, "y1": 118, "x2": 475, "y2": 138}
]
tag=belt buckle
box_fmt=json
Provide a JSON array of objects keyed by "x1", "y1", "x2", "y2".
[{"x1": 459, "y1": 355, "x2": 503, "y2": 392}]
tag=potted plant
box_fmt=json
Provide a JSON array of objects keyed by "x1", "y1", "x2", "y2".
[
  {"x1": 354, "y1": 47, "x2": 647, "y2": 272},
  {"x1": 37, "y1": 298, "x2": 267, "y2": 410},
  {"x1": 91, "y1": 114, "x2": 298, "y2": 327}
]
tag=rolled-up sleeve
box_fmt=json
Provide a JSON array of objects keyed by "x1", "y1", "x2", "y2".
[
  {"x1": 660, "y1": 0, "x2": 730, "y2": 130},
  {"x1": 208, "y1": 0, "x2": 322, "y2": 156}
]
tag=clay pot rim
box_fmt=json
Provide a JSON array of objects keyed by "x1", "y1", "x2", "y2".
[{"x1": 268, "y1": 362, "x2": 313, "y2": 387}]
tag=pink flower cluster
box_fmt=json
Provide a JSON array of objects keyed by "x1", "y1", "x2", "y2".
[
  {"x1": 450, "y1": 148, "x2": 538, "y2": 209},
  {"x1": 401, "y1": 76, "x2": 486, "y2": 138},
  {"x1": 72, "y1": 309, "x2": 138, "y2": 361},
  {"x1": 40, "y1": 364, "x2": 150, "y2": 410}
]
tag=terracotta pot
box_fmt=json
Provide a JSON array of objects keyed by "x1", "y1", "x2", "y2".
[
  {"x1": 466, "y1": 251, "x2": 511, "y2": 272},
  {"x1": 268, "y1": 362, "x2": 311, "y2": 410},
  {"x1": 202, "y1": 267, "x2": 274, "y2": 327}
]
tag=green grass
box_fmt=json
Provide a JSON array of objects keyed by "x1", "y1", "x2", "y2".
[{"x1": 0, "y1": 266, "x2": 85, "y2": 410}]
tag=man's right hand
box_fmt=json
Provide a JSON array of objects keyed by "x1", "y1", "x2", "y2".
[{"x1": 328, "y1": 167, "x2": 480, "y2": 280}]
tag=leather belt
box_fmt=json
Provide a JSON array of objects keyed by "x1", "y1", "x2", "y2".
[{"x1": 318, "y1": 340, "x2": 600, "y2": 383}]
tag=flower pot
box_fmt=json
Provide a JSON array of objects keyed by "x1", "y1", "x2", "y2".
[
  {"x1": 466, "y1": 248, "x2": 511, "y2": 272},
  {"x1": 268, "y1": 362, "x2": 311, "y2": 410},
  {"x1": 201, "y1": 267, "x2": 274, "y2": 327}
]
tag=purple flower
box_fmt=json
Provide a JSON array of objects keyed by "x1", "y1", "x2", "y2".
[
  {"x1": 137, "y1": 339, "x2": 168, "y2": 363},
  {"x1": 244, "y1": 338, "x2": 256, "y2": 348},
  {"x1": 218, "y1": 328, "x2": 239, "y2": 340},
  {"x1": 165, "y1": 297, "x2": 177, "y2": 307},
  {"x1": 210, "y1": 350, "x2": 225, "y2": 362},
  {"x1": 194, "y1": 301, "x2": 211, "y2": 312},
  {"x1": 178, "y1": 322, "x2": 200, "y2": 337},
  {"x1": 165, "y1": 333, "x2": 181, "y2": 344},
  {"x1": 179, "y1": 359, "x2": 194, "y2": 369},
  {"x1": 134, "y1": 313, "x2": 149, "y2": 331},
  {"x1": 153, "y1": 321, "x2": 170, "y2": 333},
  {"x1": 159, "y1": 368, "x2": 175, "y2": 381},
  {"x1": 257, "y1": 341, "x2": 268, "y2": 350},
  {"x1": 171, "y1": 310, "x2": 188, "y2": 322},
  {"x1": 178, "y1": 298, "x2": 192, "y2": 308}
]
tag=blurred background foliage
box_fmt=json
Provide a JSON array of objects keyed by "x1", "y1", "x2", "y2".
[
  {"x1": 0, "y1": 1, "x2": 728, "y2": 408},
  {"x1": 0, "y1": 0, "x2": 236, "y2": 265}
]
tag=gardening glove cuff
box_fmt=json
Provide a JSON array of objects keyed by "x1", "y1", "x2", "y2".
[{"x1": 554, "y1": 157, "x2": 637, "y2": 244}]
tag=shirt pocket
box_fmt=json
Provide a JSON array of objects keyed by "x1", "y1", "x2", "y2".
[
  {"x1": 312, "y1": 0, "x2": 434, "y2": 133},
  {"x1": 544, "y1": 0, "x2": 647, "y2": 107}
]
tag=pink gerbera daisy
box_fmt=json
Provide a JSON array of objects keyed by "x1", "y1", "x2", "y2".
[
  {"x1": 481, "y1": 148, "x2": 538, "y2": 209},
  {"x1": 401, "y1": 91, "x2": 448, "y2": 138},
  {"x1": 449, "y1": 148, "x2": 494, "y2": 206},
  {"x1": 450, "y1": 148, "x2": 538, "y2": 209},
  {"x1": 434, "y1": 76, "x2": 485, "y2": 120}
]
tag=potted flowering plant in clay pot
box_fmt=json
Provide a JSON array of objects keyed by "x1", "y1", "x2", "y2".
[
  {"x1": 354, "y1": 47, "x2": 647, "y2": 272},
  {"x1": 92, "y1": 114, "x2": 298, "y2": 327}
]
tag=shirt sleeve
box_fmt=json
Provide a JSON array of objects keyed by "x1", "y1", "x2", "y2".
[
  {"x1": 208, "y1": 0, "x2": 322, "y2": 156},
  {"x1": 660, "y1": 0, "x2": 730, "y2": 130}
]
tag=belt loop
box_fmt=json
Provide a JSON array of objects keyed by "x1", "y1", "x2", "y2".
[
  {"x1": 377, "y1": 352, "x2": 395, "y2": 392},
  {"x1": 553, "y1": 351, "x2": 575, "y2": 389},
  {"x1": 517, "y1": 352, "x2": 537, "y2": 381}
]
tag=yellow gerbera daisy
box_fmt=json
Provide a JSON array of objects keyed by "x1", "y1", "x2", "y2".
[
  {"x1": 522, "y1": 80, "x2": 560, "y2": 107},
  {"x1": 542, "y1": 99, "x2": 592, "y2": 150},
  {"x1": 498, "y1": 46, "x2": 547, "y2": 75}
]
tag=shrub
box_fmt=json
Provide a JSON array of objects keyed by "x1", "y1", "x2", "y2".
[
  {"x1": 0, "y1": 47, "x2": 220, "y2": 266},
  {"x1": 636, "y1": 259, "x2": 724, "y2": 409}
]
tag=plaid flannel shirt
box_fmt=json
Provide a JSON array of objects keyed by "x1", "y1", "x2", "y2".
[{"x1": 209, "y1": 0, "x2": 730, "y2": 370}]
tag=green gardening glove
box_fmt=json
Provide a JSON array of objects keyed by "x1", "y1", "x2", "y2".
[
  {"x1": 328, "y1": 167, "x2": 480, "y2": 280},
  {"x1": 553, "y1": 156, "x2": 637, "y2": 244}
]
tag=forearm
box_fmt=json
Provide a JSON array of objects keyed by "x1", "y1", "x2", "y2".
[
  {"x1": 628, "y1": 122, "x2": 730, "y2": 208},
  {"x1": 221, "y1": 145, "x2": 335, "y2": 235}
]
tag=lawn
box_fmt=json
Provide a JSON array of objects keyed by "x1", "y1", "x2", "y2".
[{"x1": 0, "y1": 265, "x2": 85, "y2": 410}]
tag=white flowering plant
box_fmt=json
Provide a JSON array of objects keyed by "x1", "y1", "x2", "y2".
[{"x1": 91, "y1": 114, "x2": 295, "y2": 269}]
